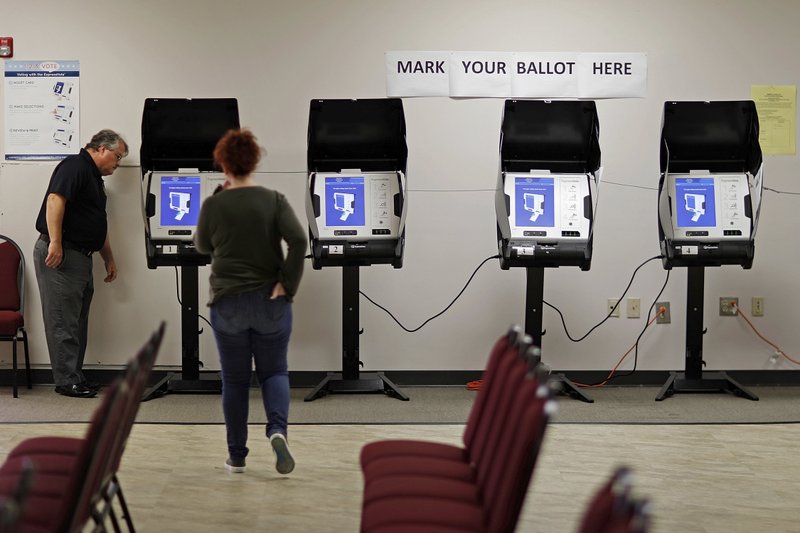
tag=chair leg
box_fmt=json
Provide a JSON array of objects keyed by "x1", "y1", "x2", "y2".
[
  {"x1": 12, "y1": 337, "x2": 18, "y2": 398},
  {"x1": 114, "y1": 476, "x2": 136, "y2": 532},
  {"x1": 22, "y1": 329, "x2": 32, "y2": 389}
]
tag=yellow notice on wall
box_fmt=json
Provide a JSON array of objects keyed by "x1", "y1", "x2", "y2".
[{"x1": 751, "y1": 85, "x2": 796, "y2": 155}]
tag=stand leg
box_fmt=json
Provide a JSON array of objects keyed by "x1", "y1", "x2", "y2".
[
  {"x1": 304, "y1": 372, "x2": 334, "y2": 402},
  {"x1": 142, "y1": 372, "x2": 221, "y2": 401},
  {"x1": 305, "y1": 267, "x2": 409, "y2": 402},
  {"x1": 550, "y1": 373, "x2": 594, "y2": 403},
  {"x1": 525, "y1": 267, "x2": 592, "y2": 403},
  {"x1": 304, "y1": 372, "x2": 409, "y2": 402},
  {"x1": 656, "y1": 371, "x2": 758, "y2": 401},
  {"x1": 655, "y1": 371, "x2": 677, "y2": 401},
  {"x1": 378, "y1": 372, "x2": 410, "y2": 401},
  {"x1": 657, "y1": 267, "x2": 758, "y2": 401},
  {"x1": 142, "y1": 372, "x2": 174, "y2": 402},
  {"x1": 145, "y1": 266, "x2": 222, "y2": 400},
  {"x1": 721, "y1": 372, "x2": 759, "y2": 401},
  {"x1": 181, "y1": 265, "x2": 200, "y2": 382}
]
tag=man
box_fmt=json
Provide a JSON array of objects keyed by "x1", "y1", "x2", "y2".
[{"x1": 33, "y1": 129, "x2": 128, "y2": 398}]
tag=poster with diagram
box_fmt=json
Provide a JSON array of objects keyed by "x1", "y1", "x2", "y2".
[{"x1": 4, "y1": 60, "x2": 80, "y2": 160}]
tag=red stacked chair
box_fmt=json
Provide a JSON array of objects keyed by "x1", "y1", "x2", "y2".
[
  {"x1": 577, "y1": 467, "x2": 652, "y2": 533},
  {"x1": 358, "y1": 327, "x2": 556, "y2": 533},
  {"x1": 360, "y1": 327, "x2": 516, "y2": 471},
  {"x1": 0, "y1": 377, "x2": 130, "y2": 532},
  {"x1": 0, "y1": 458, "x2": 34, "y2": 533},
  {"x1": 0, "y1": 234, "x2": 32, "y2": 399},
  {"x1": 0, "y1": 323, "x2": 165, "y2": 533}
]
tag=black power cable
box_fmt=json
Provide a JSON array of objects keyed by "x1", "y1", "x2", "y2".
[
  {"x1": 173, "y1": 266, "x2": 216, "y2": 333},
  {"x1": 360, "y1": 255, "x2": 500, "y2": 333},
  {"x1": 544, "y1": 255, "x2": 664, "y2": 342},
  {"x1": 602, "y1": 268, "x2": 671, "y2": 384}
]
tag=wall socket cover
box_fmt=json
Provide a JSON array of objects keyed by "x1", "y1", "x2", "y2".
[
  {"x1": 627, "y1": 297, "x2": 641, "y2": 319},
  {"x1": 752, "y1": 297, "x2": 764, "y2": 317},
  {"x1": 656, "y1": 302, "x2": 671, "y2": 324},
  {"x1": 719, "y1": 297, "x2": 739, "y2": 316}
]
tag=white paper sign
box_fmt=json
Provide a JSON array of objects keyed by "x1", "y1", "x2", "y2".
[
  {"x1": 450, "y1": 52, "x2": 513, "y2": 97},
  {"x1": 577, "y1": 53, "x2": 647, "y2": 98},
  {"x1": 511, "y1": 53, "x2": 579, "y2": 98},
  {"x1": 386, "y1": 51, "x2": 450, "y2": 97},
  {"x1": 4, "y1": 60, "x2": 81, "y2": 160},
  {"x1": 386, "y1": 51, "x2": 647, "y2": 99}
]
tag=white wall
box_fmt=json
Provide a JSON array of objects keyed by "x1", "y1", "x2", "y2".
[{"x1": 1, "y1": 0, "x2": 799, "y2": 374}]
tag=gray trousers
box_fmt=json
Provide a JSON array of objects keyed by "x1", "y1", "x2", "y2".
[{"x1": 33, "y1": 238, "x2": 94, "y2": 386}]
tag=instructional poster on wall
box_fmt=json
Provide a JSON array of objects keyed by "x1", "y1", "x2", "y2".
[{"x1": 4, "y1": 60, "x2": 80, "y2": 160}]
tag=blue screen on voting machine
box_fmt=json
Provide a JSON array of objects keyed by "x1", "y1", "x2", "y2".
[
  {"x1": 675, "y1": 177, "x2": 716, "y2": 228},
  {"x1": 325, "y1": 176, "x2": 366, "y2": 227},
  {"x1": 515, "y1": 177, "x2": 554, "y2": 227},
  {"x1": 160, "y1": 176, "x2": 201, "y2": 227}
]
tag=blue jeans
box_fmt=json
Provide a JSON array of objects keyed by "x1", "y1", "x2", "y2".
[{"x1": 210, "y1": 285, "x2": 292, "y2": 461}]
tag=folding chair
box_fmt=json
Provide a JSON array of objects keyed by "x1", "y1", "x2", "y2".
[
  {"x1": 0, "y1": 458, "x2": 34, "y2": 533},
  {"x1": 0, "y1": 235, "x2": 32, "y2": 398},
  {"x1": 0, "y1": 324, "x2": 165, "y2": 532},
  {"x1": 360, "y1": 325, "x2": 522, "y2": 470},
  {"x1": 359, "y1": 328, "x2": 556, "y2": 533},
  {"x1": 577, "y1": 467, "x2": 652, "y2": 533},
  {"x1": 0, "y1": 377, "x2": 129, "y2": 532},
  {"x1": 91, "y1": 322, "x2": 165, "y2": 532}
]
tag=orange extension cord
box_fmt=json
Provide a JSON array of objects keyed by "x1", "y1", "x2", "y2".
[
  {"x1": 466, "y1": 307, "x2": 664, "y2": 392},
  {"x1": 571, "y1": 310, "x2": 662, "y2": 388},
  {"x1": 466, "y1": 303, "x2": 800, "y2": 392},
  {"x1": 732, "y1": 302, "x2": 800, "y2": 366}
]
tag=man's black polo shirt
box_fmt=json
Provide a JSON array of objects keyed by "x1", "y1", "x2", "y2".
[{"x1": 35, "y1": 149, "x2": 108, "y2": 251}]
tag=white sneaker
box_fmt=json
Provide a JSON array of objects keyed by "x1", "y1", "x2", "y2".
[
  {"x1": 269, "y1": 433, "x2": 295, "y2": 475},
  {"x1": 225, "y1": 457, "x2": 246, "y2": 473}
]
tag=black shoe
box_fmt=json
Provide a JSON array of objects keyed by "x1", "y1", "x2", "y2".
[
  {"x1": 55, "y1": 383, "x2": 98, "y2": 398},
  {"x1": 81, "y1": 380, "x2": 101, "y2": 391}
]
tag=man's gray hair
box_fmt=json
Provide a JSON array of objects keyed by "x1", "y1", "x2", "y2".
[{"x1": 85, "y1": 129, "x2": 128, "y2": 156}]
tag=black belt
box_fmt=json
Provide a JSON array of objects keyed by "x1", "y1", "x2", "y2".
[{"x1": 39, "y1": 234, "x2": 94, "y2": 257}]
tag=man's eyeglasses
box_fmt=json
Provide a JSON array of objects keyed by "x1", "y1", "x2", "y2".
[{"x1": 106, "y1": 147, "x2": 124, "y2": 161}]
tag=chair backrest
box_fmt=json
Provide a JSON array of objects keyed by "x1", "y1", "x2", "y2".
[
  {"x1": 68, "y1": 378, "x2": 131, "y2": 532},
  {"x1": 79, "y1": 321, "x2": 166, "y2": 509},
  {"x1": 0, "y1": 458, "x2": 34, "y2": 533},
  {"x1": 0, "y1": 235, "x2": 24, "y2": 313},
  {"x1": 467, "y1": 331, "x2": 534, "y2": 467},
  {"x1": 68, "y1": 323, "x2": 165, "y2": 532},
  {"x1": 482, "y1": 379, "x2": 554, "y2": 533},
  {"x1": 24, "y1": 374, "x2": 130, "y2": 532},
  {"x1": 577, "y1": 467, "x2": 652, "y2": 533},
  {"x1": 470, "y1": 334, "x2": 554, "y2": 532},
  {"x1": 462, "y1": 327, "x2": 517, "y2": 449},
  {"x1": 109, "y1": 322, "x2": 165, "y2": 473}
]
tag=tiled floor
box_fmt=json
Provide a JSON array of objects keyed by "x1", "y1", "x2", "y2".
[{"x1": 2, "y1": 422, "x2": 799, "y2": 532}]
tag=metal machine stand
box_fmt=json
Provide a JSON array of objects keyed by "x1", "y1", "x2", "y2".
[
  {"x1": 655, "y1": 266, "x2": 758, "y2": 401},
  {"x1": 526, "y1": 267, "x2": 593, "y2": 403},
  {"x1": 143, "y1": 265, "x2": 221, "y2": 401},
  {"x1": 305, "y1": 266, "x2": 409, "y2": 402}
]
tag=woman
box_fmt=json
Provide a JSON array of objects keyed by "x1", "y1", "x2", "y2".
[{"x1": 195, "y1": 129, "x2": 307, "y2": 475}]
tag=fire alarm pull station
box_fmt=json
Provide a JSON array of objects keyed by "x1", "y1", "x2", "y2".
[{"x1": 0, "y1": 38, "x2": 13, "y2": 58}]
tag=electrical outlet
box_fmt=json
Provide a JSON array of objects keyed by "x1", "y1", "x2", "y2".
[
  {"x1": 607, "y1": 299, "x2": 620, "y2": 318},
  {"x1": 752, "y1": 297, "x2": 764, "y2": 317},
  {"x1": 627, "y1": 297, "x2": 640, "y2": 319},
  {"x1": 656, "y1": 301, "x2": 671, "y2": 324},
  {"x1": 719, "y1": 297, "x2": 738, "y2": 316}
]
